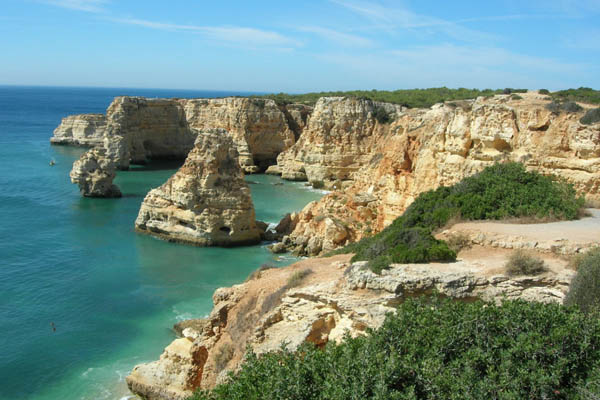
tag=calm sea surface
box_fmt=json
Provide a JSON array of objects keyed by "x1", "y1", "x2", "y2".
[{"x1": 0, "y1": 86, "x2": 324, "y2": 399}]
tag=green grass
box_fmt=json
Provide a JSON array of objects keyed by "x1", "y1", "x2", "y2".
[
  {"x1": 336, "y1": 162, "x2": 583, "y2": 273},
  {"x1": 191, "y1": 296, "x2": 600, "y2": 400}
]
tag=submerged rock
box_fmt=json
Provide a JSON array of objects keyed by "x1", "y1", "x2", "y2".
[
  {"x1": 134, "y1": 128, "x2": 261, "y2": 246},
  {"x1": 69, "y1": 148, "x2": 121, "y2": 197}
]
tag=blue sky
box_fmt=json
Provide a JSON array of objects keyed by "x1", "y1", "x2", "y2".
[{"x1": 1, "y1": 0, "x2": 599, "y2": 92}]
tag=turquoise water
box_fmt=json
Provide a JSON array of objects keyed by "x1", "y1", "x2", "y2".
[{"x1": 0, "y1": 86, "x2": 324, "y2": 399}]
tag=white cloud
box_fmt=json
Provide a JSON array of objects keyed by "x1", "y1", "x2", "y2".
[
  {"x1": 111, "y1": 17, "x2": 300, "y2": 48},
  {"x1": 298, "y1": 26, "x2": 373, "y2": 47},
  {"x1": 42, "y1": 0, "x2": 107, "y2": 12}
]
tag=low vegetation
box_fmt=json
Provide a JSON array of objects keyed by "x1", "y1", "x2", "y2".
[
  {"x1": 337, "y1": 162, "x2": 583, "y2": 273},
  {"x1": 286, "y1": 268, "x2": 313, "y2": 288},
  {"x1": 565, "y1": 248, "x2": 600, "y2": 314},
  {"x1": 504, "y1": 250, "x2": 548, "y2": 276},
  {"x1": 581, "y1": 108, "x2": 600, "y2": 125},
  {"x1": 191, "y1": 296, "x2": 600, "y2": 400},
  {"x1": 445, "y1": 231, "x2": 472, "y2": 253},
  {"x1": 550, "y1": 87, "x2": 600, "y2": 105},
  {"x1": 546, "y1": 101, "x2": 584, "y2": 114},
  {"x1": 254, "y1": 87, "x2": 523, "y2": 108}
]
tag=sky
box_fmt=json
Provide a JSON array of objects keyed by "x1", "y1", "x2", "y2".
[{"x1": 1, "y1": 0, "x2": 599, "y2": 92}]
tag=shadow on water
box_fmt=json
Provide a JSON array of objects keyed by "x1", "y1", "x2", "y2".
[{"x1": 128, "y1": 159, "x2": 185, "y2": 172}]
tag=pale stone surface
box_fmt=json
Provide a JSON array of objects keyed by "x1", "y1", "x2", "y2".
[
  {"x1": 51, "y1": 114, "x2": 106, "y2": 146},
  {"x1": 134, "y1": 129, "x2": 261, "y2": 246},
  {"x1": 277, "y1": 93, "x2": 600, "y2": 255},
  {"x1": 69, "y1": 148, "x2": 121, "y2": 197}
]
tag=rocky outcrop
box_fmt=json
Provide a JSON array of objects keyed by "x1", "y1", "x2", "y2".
[
  {"x1": 134, "y1": 129, "x2": 261, "y2": 246},
  {"x1": 181, "y1": 98, "x2": 299, "y2": 173},
  {"x1": 276, "y1": 97, "x2": 402, "y2": 186},
  {"x1": 69, "y1": 147, "x2": 121, "y2": 197},
  {"x1": 54, "y1": 97, "x2": 309, "y2": 174},
  {"x1": 126, "y1": 246, "x2": 577, "y2": 399},
  {"x1": 50, "y1": 114, "x2": 107, "y2": 147},
  {"x1": 276, "y1": 93, "x2": 600, "y2": 255}
]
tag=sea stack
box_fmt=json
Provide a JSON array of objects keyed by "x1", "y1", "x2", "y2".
[
  {"x1": 134, "y1": 128, "x2": 261, "y2": 246},
  {"x1": 69, "y1": 147, "x2": 122, "y2": 197}
]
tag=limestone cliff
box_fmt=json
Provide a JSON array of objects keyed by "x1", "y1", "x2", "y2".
[
  {"x1": 134, "y1": 129, "x2": 261, "y2": 246},
  {"x1": 53, "y1": 96, "x2": 308, "y2": 174},
  {"x1": 51, "y1": 114, "x2": 106, "y2": 147},
  {"x1": 275, "y1": 93, "x2": 600, "y2": 255}
]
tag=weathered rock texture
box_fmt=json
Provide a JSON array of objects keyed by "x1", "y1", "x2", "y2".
[
  {"x1": 126, "y1": 245, "x2": 579, "y2": 400},
  {"x1": 54, "y1": 97, "x2": 309, "y2": 174},
  {"x1": 69, "y1": 147, "x2": 121, "y2": 197},
  {"x1": 51, "y1": 114, "x2": 107, "y2": 147},
  {"x1": 275, "y1": 93, "x2": 600, "y2": 255},
  {"x1": 134, "y1": 129, "x2": 261, "y2": 246}
]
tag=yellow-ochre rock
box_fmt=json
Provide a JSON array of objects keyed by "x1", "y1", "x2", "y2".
[{"x1": 134, "y1": 129, "x2": 261, "y2": 246}]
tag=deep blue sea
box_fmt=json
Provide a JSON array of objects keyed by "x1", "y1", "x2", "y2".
[{"x1": 0, "y1": 86, "x2": 324, "y2": 399}]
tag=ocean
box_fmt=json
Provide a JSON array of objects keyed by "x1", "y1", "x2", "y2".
[{"x1": 0, "y1": 86, "x2": 324, "y2": 399}]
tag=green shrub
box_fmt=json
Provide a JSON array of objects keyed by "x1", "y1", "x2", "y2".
[
  {"x1": 551, "y1": 87, "x2": 600, "y2": 105},
  {"x1": 581, "y1": 108, "x2": 600, "y2": 125},
  {"x1": 511, "y1": 94, "x2": 523, "y2": 100},
  {"x1": 504, "y1": 250, "x2": 548, "y2": 276},
  {"x1": 192, "y1": 297, "x2": 600, "y2": 400},
  {"x1": 373, "y1": 106, "x2": 391, "y2": 124},
  {"x1": 546, "y1": 101, "x2": 583, "y2": 114},
  {"x1": 565, "y1": 248, "x2": 600, "y2": 313},
  {"x1": 340, "y1": 162, "x2": 583, "y2": 272},
  {"x1": 562, "y1": 101, "x2": 584, "y2": 113},
  {"x1": 539, "y1": 89, "x2": 551, "y2": 95}
]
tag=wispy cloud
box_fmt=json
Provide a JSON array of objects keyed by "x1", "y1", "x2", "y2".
[
  {"x1": 111, "y1": 17, "x2": 300, "y2": 48},
  {"x1": 298, "y1": 26, "x2": 373, "y2": 47},
  {"x1": 42, "y1": 0, "x2": 108, "y2": 12},
  {"x1": 330, "y1": 0, "x2": 499, "y2": 42}
]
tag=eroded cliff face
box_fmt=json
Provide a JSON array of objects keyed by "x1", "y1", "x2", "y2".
[
  {"x1": 274, "y1": 97, "x2": 403, "y2": 184},
  {"x1": 53, "y1": 96, "x2": 309, "y2": 174},
  {"x1": 181, "y1": 98, "x2": 298, "y2": 173},
  {"x1": 134, "y1": 129, "x2": 261, "y2": 246},
  {"x1": 51, "y1": 114, "x2": 107, "y2": 147},
  {"x1": 277, "y1": 93, "x2": 600, "y2": 255}
]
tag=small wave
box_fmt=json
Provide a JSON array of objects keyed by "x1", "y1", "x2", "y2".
[{"x1": 81, "y1": 367, "x2": 94, "y2": 377}]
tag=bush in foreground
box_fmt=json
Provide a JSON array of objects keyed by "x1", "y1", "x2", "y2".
[
  {"x1": 565, "y1": 248, "x2": 600, "y2": 313},
  {"x1": 192, "y1": 297, "x2": 600, "y2": 400},
  {"x1": 505, "y1": 250, "x2": 548, "y2": 276},
  {"x1": 338, "y1": 162, "x2": 583, "y2": 272}
]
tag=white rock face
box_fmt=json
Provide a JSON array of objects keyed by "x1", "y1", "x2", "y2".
[
  {"x1": 69, "y1": 148, "x2": 121, "y2": 197},
  {"x1": 134, "y1": 129, "x2": 261, "y2": 246},
  {"x1": 51, "y1": 114, "x2": 106, "y2": 146}
]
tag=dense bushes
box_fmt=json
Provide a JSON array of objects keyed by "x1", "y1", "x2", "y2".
[
  {"x1": 546, "y1": 101, "x2": 584, "y2": 113},
  {"x1": 551, "y1": 87, "x2": 600, "y2": 105},
  {"x1": 581, "y1": 108, "x2": 600, "y2": 125},
  {"x1": 339, "y1": 162, "x2": 583, "y2": 273},
  {"x1": 255, "y1": 87, "x2": 512, "y2": 108},
  {"x1": 565, "y1": 248, "x2": 600, "y2": 313},
  {"x1": 192, "y1": 297, "x2": 600, "y2": 400}
]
